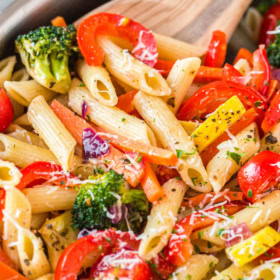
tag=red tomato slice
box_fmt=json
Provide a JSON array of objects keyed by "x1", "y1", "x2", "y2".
[
  {"x1": 177, "y1": 81, "x2": 267, "y2": 122},
  {"x1": 0, "y1": 88, "x2": 13, "y2": 132},
  {"x1": 205, "y1": 30, "x2": 227, "y2": 68},
  {"x1": 77, "y1": 13, "x2": 158, "y2": 67},
  {"x1": 90, "y1": 249, "x2": 151, "y2": 280},
  {"x1": 238, "y1": 151, "x2": 280, "y2": 203}
]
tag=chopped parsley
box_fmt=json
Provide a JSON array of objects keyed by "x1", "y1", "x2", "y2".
[
  {"x1": 254, "y1": 100, "x2": 262, "y2": 108},
  {"x1": 176, "y1": 148, "x2": 196, "y2": 159},
  {"x1": 226, "y1": 151, "x2": 245, "y2": 165},
  {"x1": 247, "y1": 189, "x2": 253, "y2": 198}
]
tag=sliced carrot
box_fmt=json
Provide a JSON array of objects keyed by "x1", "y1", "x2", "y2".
[
  {"x1": 233, "y1": 48, "x2": 253, "y2": 67},
  {"x1": 50, "y1": 100, "x2": 144, "y2": 186},
  {"x1": 194, "y1": 66, "x2": 223, "y2": 83},
  {"x1": 267, "y1": 79, "x2": 279, "y2": 102},
  {"x1": 116, "y1": 90, "x2": 138, "y2": 114},
  {"x1": 51, "y1": 16, "x2": 67, "y2": 27},
  {"x1": 200, "y1": 108, "x2": 257, "y2": 166},
  {"x1": 0, "y1": 261, "x2": 27, "y2": 280},
  {"x1": 140, "y1": 161, "x2": 165, "y2": 203},
  {"x1": 182, "y1": 191, "x2": 244, "y2": 208},
  {"x1": 93, "y1": 126, "x2": 178, "y2": 166}
]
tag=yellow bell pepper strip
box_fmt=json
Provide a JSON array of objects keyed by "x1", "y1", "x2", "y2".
[
  {"x1": 226, "y1": 226, "x2": 280, "y2": 267},
  {"x1": 191, "y1": 95, "x2": 246, "y2": 153}
]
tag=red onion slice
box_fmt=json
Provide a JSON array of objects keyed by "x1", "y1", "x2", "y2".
[
  {"x1": 82, "y1": 127, "x2": 109, "y2": 161},
  {"x1": 81, "y1": 100, "x2": 88, "y2": 119}
]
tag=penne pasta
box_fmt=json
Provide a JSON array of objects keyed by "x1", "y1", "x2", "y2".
[
  {"x1": 11, "y1": 68, "x2": 30, "y2": 82},
  {"x1": 31, "y1": 213, "x2": 49, "y2": 230},
  {"x1": 153, "y1": 32, "x2": 206, "y2": 60},
  {"x1": 260, "y1": 122, "x2": 280, "y2": 154},
  {"x1": 35, "y1": 274, "x2": 54, "y2": 280},
  {"x1": 233, "y1": 58, "x2": 251, "y2": 76},
  {"x1": 0, "y1": 56, "x2": 16, "y2": 87},
  {"x1": 69, "y1": 78, "x2": 156, "y2": 145},
  {"x1": 0, "y1": 159, "x2": 22, "y2": 187},
  {"x1": 28, "y1": 96, "x2": 77, "y2": 171},
  {"x1": 134, "y1": 91, "x2": 212, "y2": 192},
  {"x1": 2, "y1": 187, "x2": 31, "y2": 267},
  {"x1": 98, "y1": 37, "x2": 171, "y2": 96},
  {"x1": 191, "y1": 190, "x2": 280, "y2": 247},
  {"x1": 170, "y1": 254, "x2": 218, "y2": 280},
  {"x1": 17, "y1": 228, "x2": 51, "y2": 279},
  {"x1": 4, "y1": 80, "x2": 57, "y2": 106},
  {"x1": 164, "y1": 57, "x2": 201, "y2": 113},
  {"x1": 77, "y1": 59, "x2": 118, "y2": 106},
  {"x1": 14, "y1": 113, "x2": 31, "y2": 127},
  {"x1": 139, "y1": 178, "x2": 187, "y2": 260},
  {"x1": 23, "y1": 186, "x2": 78, "y2": 213},
  {"x1": 207, "y1": 123, "x2": 260, "y2": 193}
]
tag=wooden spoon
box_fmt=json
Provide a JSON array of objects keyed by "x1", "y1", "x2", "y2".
[{"x1": 75, "y1": 0, "x2": 252, "y2": 47}]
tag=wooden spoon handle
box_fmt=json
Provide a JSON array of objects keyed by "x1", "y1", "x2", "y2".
[{"x1": 75, "y1": 0, "x2": 252, "y2": 46}]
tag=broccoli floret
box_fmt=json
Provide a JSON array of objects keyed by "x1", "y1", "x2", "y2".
[
  {"x1": 15, "y1": 25, "x2": 79, "y2": 93},
  {"x1": 267, "y1": 25, "x2": 280, "y2": 68},
  {"x1": 71, "y1": 170, "x2": 150, "y2": 233}
]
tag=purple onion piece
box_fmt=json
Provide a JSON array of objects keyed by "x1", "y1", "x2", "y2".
[
  {"x1": 224, "y1": 222, "x2": 253, "y2": 247},
  {"x1": 82, "y1": 127, "x2": 110, "y2": 162},
  {"x1": 81, "y1": 100, "x2": 88, "y2": 119},
  {"x1": 109, "y1": 204, "x2": 128, "y2": 224}
]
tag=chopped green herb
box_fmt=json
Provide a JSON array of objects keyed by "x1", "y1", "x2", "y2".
[
  {"x1": 254, "y1": 100, "x2": 262, "y2": 108},
  {"x1": 193, "y1": 244, "x2": 200, "y2": 254},
  {"x1": 121, "y1": 118, "x2": 126, "y2": 122},
  {"x1": 216, "y1": 228, "x2": 225, "y2": 237},
  {"x1": 176, "y1": 148, "x2": 196, "y2": 159},
  {"x1": 247, "y1": 189, "x2": 253, "y2": 198},
  {"x1": 198, "y1": 230, "x2": 204, "y2": 239},
  {"x1": 137, "y1": 154, "x2": 143, "y2": 163},
  {"x1": 78, "y1": 82, "x2": 85, "y2": 87},
  {"x1": 226, "y1": 151, "x2": 245, "y2": 165}
]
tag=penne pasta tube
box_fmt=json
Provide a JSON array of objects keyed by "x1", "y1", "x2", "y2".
[
  {"x1": 164, "y1": 57, "x2": 201, "y2": 113},
  {"x1": 191, "y1": 190, "x2": 280, "y2": 247},
  {"x1": 170, "y1": 254, "x2": 218, "y2": 280},
  {"x1": 14, "y1": 113, "x2": 31, "y2": 127},
  {"x1": 0, "y1": 159, "x2": 22, "y2": 187},
  {"x1": 0, "y1": 134, "x2": 58, "y2": 168},
  {"x1": 234, "y1": 58, "x2": 251, "y2": 76},
  {"x1": 207, "y1": 123, "x2": 260, "y2": 193},
  {"x1": 2, "y1": 186, "x2": 31, "y2": 267},
  {"x1": 11, "y1": 68, "x2": 30, "y2": 82},
  {"x1": 0, "y1": 56, "x2": 16, "y2": 87},
  {"x1": 69, "y1": 78, "x2": 156, "y2": 145},
  {"x1": 17, "y1": 228, "x2": 51, "y2": 279},
  {"x1": 28, "y1": 96, "x2": 77, "y2": 171},
  {"x1": 6, "y1": 124, "x2": 47, "y2": 148},
  {"x1": 98, "y1": 37, "x2": 171, "y2": 96},
  {"x1": 139, "y1": 178, "x2": 187, "y2": 260},
  {"x1": 23, "y1": 186, "x2": 78, "y2": 213},
  {"x1": 4, "y1": 80, "x2": 57, "y2": 106},
  {"x1": 260, "y1": 122, "x2": 280, "y2": 154},
  {"x1": 153, "y1": 32, "x2": 206, "y2": 60},
  {"x1": 245, "y1": 263, "x2": 280, "y2": 279},
  {"x1": 134, "y1": 91, "x2": 212, "y2": 192},
  {"x1": 31, "y1": 213, "x2": 49, "y2": 230},
  {"x1": 77, "y1": 59, "x2": 118, "y2": 106},
  {"x1": 35, "y1": 274, "x2": 54, "y2": 280}
]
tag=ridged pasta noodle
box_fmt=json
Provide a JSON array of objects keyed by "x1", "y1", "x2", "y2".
[
  {"x1": 28, "y1": 96, "x2": 77, "y2": 171},
  {"x1": 77, "y1": 59, "x2": 118, "y2": 106},
  {"x1": 11, "y1": 68, "x2": 30, "y2": 82},
  {"x1": 139, "y1": 178, "x2": 187, "y2": 260},
  {"x1": 0, "y1": 159, "x2": 22, "y2": 187},
  {"x1": 0, "y1": 56, "x2": 16, "y2": 87},
  {"x1": 5, "y1": 80, "x2": 57, "y2": 106},
  {"x1": 98, "y1": 37, "x2": 171, "y2": 96},
  {"x1": 207, "y1": 123, "x2": 260, "y2": 193},
  {"x1": 134, "y1": 91, "x2": 212, "y2": 192},
  {"x1": 260, "y1": 122, "x2": 280, "y2": 153},
  {"x1": 69, "y1": 78, "x2": 156, "y2": 145},
  {"x1": 164, "y1": 57, "x2": 201, "y2": 113}
]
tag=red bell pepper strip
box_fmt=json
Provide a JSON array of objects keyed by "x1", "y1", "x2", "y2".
[
  {"x1": 0, "y1": 188, "x2": 5, "y2": 222},
  {"x1": 194, "y1": 65, "x2": 223, "y2": 83},
  {"x1": 55, "y1": 229, "x2": 143, "y2": 280},
  {"x1": 0, "y1": 248, "x2": 17, "y2": 270},
  {"x1": 77, "y1": 13, "x2": 158, "y2": 67},
  {"x1": 153, "y1": 59, "x2": 175, "y2": 78},
  {"x1": 177, "y1": 81, "x2": 267, "y2": 122},
  {"x1": 222, "y1": 63, "x2": 243, "y2": 83},
  {"x1": 262, "y1": 90, "x2": 280, "y2": 133},
  {"x1": 251, "y1": 47, "x2": 271, "y2": 97},
  {"x1": 90, "y1": 249, "x2": 151, "y2": 280},
  {"x1": 156, "y1": 165, "x2": 180, "y2": 186},
  {"x1": 200, "y1": 108, "x2": 258, "y2": 166},
  {"x1": 204, "y1": 30, "x2": 227, "y2": 68},
  {"x1": 50, "y1": 99, "x2": 144, "y2": 187},
  {"x1": 257, "y1": 246, "x2": 280, "y2": 264},
  {"x1": 182, "y1": 191, "x2": 244, "y2": 208},
  {"x1": 238, "y1": 151, "x2": 280, "y2": 203},
  {"x1": 165, "y1": 203, "x2": 244, "y2": 266},
  {"x1": 0, "y1": 88, "x2": 13, "y2": 133},
  {"x1": 0, "y1": 261, "x2": 27, "y2": 280},
  {"x1": 233, "y1": 48, "x2": 253, "y2": 67},
  {"x1": 266, "y1": 79, "x2": 279, "y2": 101},
  {"x1": 15, "y1": 161, "x2": 78, "y2": 190},
  {"x1": 259, "y1": 3, "x2": 280, "y2": 46}
]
